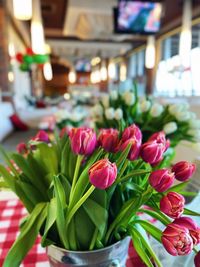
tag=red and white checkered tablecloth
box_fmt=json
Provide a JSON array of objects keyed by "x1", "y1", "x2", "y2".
[{"x1": 0, "y1": 198, "x2": 145, "y2": 267}]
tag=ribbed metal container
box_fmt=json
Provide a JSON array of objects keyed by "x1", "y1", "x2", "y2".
[{"x1": 46, "y1": 237, "x2": 130, "y2": 267}]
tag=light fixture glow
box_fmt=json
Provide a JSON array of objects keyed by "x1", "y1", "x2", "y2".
[
  {"x1": 13, "y1": 0, "x2": 32, "y2": 20},
  {"x1": 8, "y1": 71, "x2": 14, "y2": 82},
  {"x1": 8, "y1": 43, "x2": 15, "y2": 58},
  {"x1": 120, "y1": 63, "x2": 127, "y2": 82},
  {"x1": 31, "y1": 0, "x2": 45, "y2": 54},
  {"x1": 43, "y1": 62, "x2": 53, "y2": 81},
  {"x1": 179, "y1": 0, "x2": 192, "y2": 67},
  {"x1": 145, "y1": 36, "x2": 156, "y2": 69},
  {"x1": 108, "y1": 62, "x2": 116, "y2": 80},
  {"x1": 64, "y1": 93, "x2": 70, "y2": 100},
  {"x1": 68, "y1": 70, "x2": 77, "y2": 84},
  {"x1": 91, "y1": 57, "x2": 101, "y2": 66},
  {"x1": 100, "y1": 61, "x2": 107, "y2": 81}
]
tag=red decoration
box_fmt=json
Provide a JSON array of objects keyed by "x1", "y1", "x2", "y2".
[{"x1": 16, "y1": 52, "x2": 23, "y2": 63}]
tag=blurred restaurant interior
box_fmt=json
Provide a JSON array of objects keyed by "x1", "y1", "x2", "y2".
[{"x1": 1, "y1": 0, "x2": 200, "y2": 266}]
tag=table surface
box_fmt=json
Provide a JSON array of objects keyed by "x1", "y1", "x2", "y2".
[{"x1": 0, "y1": 197, "x2": 143, "y2": 267}]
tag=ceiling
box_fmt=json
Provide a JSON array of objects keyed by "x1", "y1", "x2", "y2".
[{"x1": 39, "y1": 0, "x2": 200, "y2": 65}]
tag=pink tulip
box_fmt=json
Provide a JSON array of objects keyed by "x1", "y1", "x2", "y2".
[
  {"x1": 33, "y1": 130, "x2": 49, "y2": 143},
  {"x1": 140, "y1": 141, "x2": 165, "y2": 165},
  {"x1": 60, "y1": 127, "x2": 71, "y2": 138},
  {"x1": 16, "y1": 143, "x2": 28, "y2": 154},
  {"x1": 89, "y1": 159, "x2": 117, "y2": 189},
  {"x1": 118, "y1": 138, "x2": 141, "y2": 161},
  {"x1": 174, "y1": 217, "x2": 200, "y2": 246},
  {"x1": 122, "y1": 124, "x2": 142, "y2": 144},
  {"x1": 162, "y1": 223, "x2": 193, "y2": 256},
  {"x1": 98, "y1": 128, "x2": 119, "y2": 153},
  {"x1": 160, "y1": 192, "x2": 185, "y2": 218},
  {"x1": 148, "y1": 131, "x2": 170, "y2": 151},
  {"x1": 195, "y1": 251, "x2": 200, "y2": 267},
  {"x1": 149, "y1": 169, "x2": 174, "y2": 192},
  {"x1": 70, "y1": 127, "x2": 97, "y2": 155},
  {"x1": 172, "y1": 161, "x2": 196, "y2": 182}
]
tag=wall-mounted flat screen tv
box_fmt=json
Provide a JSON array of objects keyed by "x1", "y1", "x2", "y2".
[{"x1": 114, "y1": 1, "x2": 162, "y2": 34}]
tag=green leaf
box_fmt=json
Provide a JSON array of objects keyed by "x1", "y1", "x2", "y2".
[
  {"x1": 184, "y1": 208, "x2": 200, "y2": 216},
  {"x1": 0, "y1": 164, "x2": 16, "y2": 191},
  {"x1": 0, "y1": 145, "x2": 19, "y2": 177},
  {"x1": 129, "y1": 225, "x2": 162, "y2": 267},
  {"x1": 53, "y1": 175, "x2": 68, "y2": 249},
  {"x1": 130, "y1": 229, "x2": 154, "y2": 267},
  {"x1": 139, "y1": 208, "x2": 171, "y2": 225},
  {"x1": 37, "y1": 143, "x2": 58, "y2": 175},
  {"x1": 3, "y1": 202, "x2": 47, "y2": 267},
  {"x1": 74, "y1": 207, "x2": 95, "y2": 250},
  {"x1": 61, "y1": 139, "x2": 71, "y2": 181},
  {"x1": 83, "y1": 198, "x2": 108, "y2": 238},
  {"x1": 133, "y1": 220, "x2": 162, "y2": 242},
  {"x1": 11, "y1": 154, "x2": 47, "y2": 198},
  {"x1": 41, "y1": 198, "x2": 57, "y2": 247},
  {"x1": 165, "y1": 181, "x2": 189, "y2": 193}
]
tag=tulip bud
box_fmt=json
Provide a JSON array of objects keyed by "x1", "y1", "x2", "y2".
[
  {"x1": 160, "y1": 192, "x2": 185, "y2": 218},
  {"x1": 33, "y1": 130, "x2": 49, "y2": 143},
  {"x1": 101, "y1": 95, "x2": 109, "y2": 108},
  {"x1": 172, "y1": 161, "x2": 196, "y2": 182},
  {"x1": 173, "y1": 217, "x2": 200, "y2": 246},
  {"x1": 150, "y1": 103, "x2": 164, "y2": 117},
  {"x1": 98, "y1": 128, "x2": 119, "y2": 153},
  {"x1": 162, "y1": 223, "x2": 193, "y2": 256},
  {"x1": 148, "y1": 131, "x2": 170, "y2": 152},
  {"x1": 175, "y1": 111, "x2": 191, "y2": 122},
  {"x1": 140, "y1": 99, "x2": 151, "y2": 112},
  {"x1": 149, "y1": 169, "x2": 174, "y2": 192},
  {"x1": 70, "y1": 127, "x2": 97, "y2": 155},
  {"x1": 140, "y1": 141, "x2": 165, "y2": 165},
  {"x1": 93, "y1": 104, "x2": 103, "y2": 117},
  {"x1": 123, "y1": 91, "x2": 135, "y2": 106},
  {"x1": 16, "y1": 143, "x2": 28, "y2": 154},
  {"x1": 122, "y1": 124, "x2": 142, "y2": 145},
  {"x1": 163, "y1": 122, "x2": 178, "y2": 135},
  {"x1": 119, "y1": 138, "x2": 141, "y2": 161},
  {"x1": 105, "y1": 107, "x2": 115, "y2": 120},
  {"x1": 194, "y1": 251, "x2": 200, "y2": 267},
  {"x1": 89, "y1": 159, "x2": 117, "y2": 189},
  {"x1": 114, "y1": 108, "x2": 123, "y2": 120},
  {"x1": 110, "y1": 90, "x2": 118, "y2": 100}
]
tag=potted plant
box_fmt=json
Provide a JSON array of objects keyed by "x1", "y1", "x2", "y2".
[{"x1": 0, "y1": 126, "x2": 200, "y2": 267}]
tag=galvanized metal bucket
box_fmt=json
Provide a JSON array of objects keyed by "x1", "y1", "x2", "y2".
[{"x1": 46, "y1": 237, "x2": 130, "y2": 267}]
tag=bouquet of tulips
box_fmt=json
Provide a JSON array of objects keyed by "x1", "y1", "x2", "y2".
[
  {"x1": 0, "y1": 126, "x2": 200, "y2": 267},
  {"x1": 92, "y1": 86, "x2": 200, "y2": 147}
]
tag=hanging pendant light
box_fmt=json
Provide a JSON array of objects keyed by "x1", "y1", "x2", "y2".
[
  {"x1": 68, "y1": 70, "x2": 77, "y2": 84},
  {"x1": 100, "y1": 60, "x2": 107, "y2": 81},
  {"x1": 179, "y1": 0, "x2": 192, "y2": 67},
  {"x1": 108, "y1": 62, "x2": 116, "y2": 80},
  {"x1": 13, "y1": 0, "x2": 32, "y2": 20},
  {"x1": 120, "y1": 62, "x2": 127, "y2": 82},
  {"x1": 31, "y1": 0, "x2": 45, "y2": 54},
  {"x1": 145, "y1": 36, "x2": 156, "y2": 69}
]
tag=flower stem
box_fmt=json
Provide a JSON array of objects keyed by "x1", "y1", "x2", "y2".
[
  {"x1": 66, "y1": 185, "x2": 95, "y2": 227},
  {"x1": 116, "y1": 170, "x2": 151, "y2": 185},
  {"x1": 69, "y1": 155, "x2": 84, "y2": 202}
]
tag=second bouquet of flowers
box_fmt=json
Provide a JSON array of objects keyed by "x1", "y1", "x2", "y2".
[{"x1": 0, "y1": 125, "x2": 200, "y2": 267}]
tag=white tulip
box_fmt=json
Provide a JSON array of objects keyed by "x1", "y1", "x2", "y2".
[
  {"x1": 150, "y1": 103, "x2": 164, "y2": 117},
  {"x1": 110, "y1": 90, "x2": 118, "y2": 100},
  {"x1": 140, "y1": 100, "x2": 151, "y2": 113},
  {"x1": 105, "y1": 107, "x2": 115, "y2": 120},
  {"x1": 189, "y1": 119, "x2": 200, "y2": 129},
  {"x1": 114, "y1": 108, "x2": 123, "y2": 120},
  {"x1": 163, "y1": 122, "x2": 178, "y2": 134},
  {"x1": 188, "y1": 129, "x2": 200, "y2": 141},
  {"x1": 168, "y1": 104, "x2": 184, "y2": 115},
  {"x1": 101, "y1": 95, "x2": 109, "y2": 108},
  {"x1": 71, "y1": 112, "x2": 83, "y2": 122},
  {"x1": 123, "y1": 91, "x2": 135, "y2": 106},
  {"x1": 93, "y1": 104, "x2": 103, "y2": 116},
  {"x1": 189, "y1": 112, "x2": 197, "y2": 120},
  {"x1": 175, "y1": 111, "x2": 191, "y2": 122}
]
